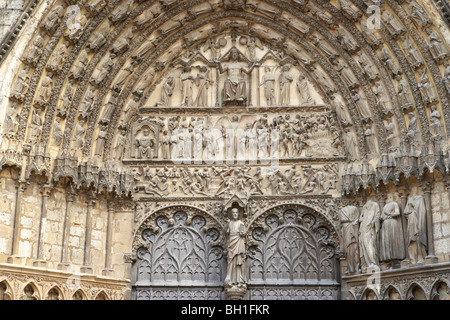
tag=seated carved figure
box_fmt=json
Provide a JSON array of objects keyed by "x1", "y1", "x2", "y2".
[
  {"x1": 136, "y1": 129, "x2": 155, "y2": 159},
  {"x1": 214, "y1": 48, "x2": 260, "y2": 103}
]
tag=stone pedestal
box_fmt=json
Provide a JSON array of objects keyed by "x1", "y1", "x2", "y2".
[
  {"x1": 425, "y1": 256, "x2": 438, "y2": 264},
  {"x1": 33, "y1": 260, "x2": 48, "y2": 268},
  {"x1": 102, "y1": 268, "x2": 113, "y2": 276},
  {"x1": 80, "y1": 266, "x2": 93, "y2": 274},
  {"x1": 57, "y1": 262, "x2": 71, "y2": 271},
  {"x1": 224, "y1": 284, "x2": 247, "y2": 300},
  {"x1": 7, "y1": 256, "x2": 27, "y2": 265}
]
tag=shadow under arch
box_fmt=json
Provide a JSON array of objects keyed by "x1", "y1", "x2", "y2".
[{"x1": 406, "y1": 282, "x2": 428, "y2": 300}]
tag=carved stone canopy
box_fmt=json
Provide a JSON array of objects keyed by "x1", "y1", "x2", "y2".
[{"x1": 223, "y1": 194, "x2": 247, "y2": 218}]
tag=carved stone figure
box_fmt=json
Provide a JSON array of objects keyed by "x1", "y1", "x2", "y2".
[
  {"x1": 385, "y1": 118, "x2": 399, "y2": 152},
  {"x1": 136, "y1": 128, "x2": 156, "y2": 159},
  {"x1": 260, "y1": 66, "x2": 276, "y2": 106},
  {"x1": 100, "y1": 92, "x2": 118, "y2": 124},
  {"x1": 194, "y1": 66, "x2": 213, "y2": 107},
  {"x1": 11, "y1": 66, "x2": 31, "y2": 101},
  {"x1": 404, "y1": 195, "x2": 427, "y2": 264},
  {"x1": 358, "y1": 200, "x2": 381, "y2": 270},
  {"x1": 340, "y1": 206, "x2": 360, "y2": 274},
  {"x1": 396, "y1": 76, "x2": 413, "y2": 110},
  {"x1": 373, "y1": 81, "x2": 392, "y2": 115},
  {"x1": 88, "y1": 20, "x2": 110, "y2": 51},
  {"x1": 352, "y1": 90, "x2": 371, "y2": 121},
  {"x1": 330, "y1": 94, "x2": 351, "y2": 125},
  {"x1": 92, "y1": 54, "x2": 116, "y2": 85},
  {"x1": 156, "y1": 77, "x2": 175, "y2": 106},
  {"x1": 364, "y1": 124, "x2": 378, "y2": 156},
  {"x1": 69, "y1": 50, "x2": 89, "y2": 80},
  {"x1": 214, "y1": 48, "x2": 260, "y2": 103},
  {"x1": 79, "y1": 87, "x2": 96, "y2": 118},
  {"x1": 382, "y1": 9, "x2": 405, "y2": 37},
  {"x1": 114, "y1": 129, "x2": 128, "y2": 160},
  {"x1": 406, "y1": 112, "x2": 420, "y2": 148},
  {"x1": 110, "y1": 0, "x2": 134, "y2": 23},
  {"x1": 113, "y1": 62, "x2": 136, "y2": 92},
  {"x1": 343, "y1": 127, "x2": 359, "y2": 161},
  {"x1": 47, "y1": 41, "x2": 70, "y2": 73},
  {"x1": 65, "y1": 10, "x2": 89, "y2": 41},
  {"x1": 3, "y1": 102, "x2": 20, "y2": 134},
  {"x1": 279, "y1": 64, "x2": 293, "y2": 106},
  {"x1": 332, "y1": 59, "x2": 358, "y2": 89},
  {"x1": 94, "y1": 125, "x2": 108, "y2": 156},
  {"x1": 401, "y1": 35, "x2": 423, "y2": 68},
  {"x1": 444, "y1": 61, "x2": 450, "y2": 93},
  {"x1": 23, "y1": 32, "x2": 45, "y2": 65},
  {"x1": 335, "y1": 25, "x2": 359, "y2": 52},
  {"x1": 28, "y1": 108, "x2": 43, "y2": 144},
  {"x1": 42, "y1": 5, "x2": 65, "y2": 33},
  {"x1": 356, "y1": 51, "x2": 378, "y2": 81},
  {"x1": 203, "y1": 37, "x2": 227, "y2": 60},
  {"x1": 409, "y1": 1, "x2": 432, "y2": 27},
  {"x1": 379, "y1": 202, "x2": 406, "y2": 264},
  {"x1": 53, "y1": 116, "x2": 63, "y2": 146},
  {"x1": 429, "y1": 105, "x2": 443, "y2": 140},
  {"x1": 360, "y1": 19, "x2": 381, "y2": 46},
  {"x1": 339, "y1": 0, "x2": 361, "y2": 21},
  {"x1": 111, "y1": 27, "x2": 135, "y2": 54},
  {"x1": 309, "y1": 35, "x2": 337, "y2": 59},
  {"x1": 296, "y1": 73, "x2": 314, "y2": 104},
  {"x1": 425, "y1": 28, "x2": 448, "y2": 60},
  {"x1": 225, "y1": 208, "x2": 247, "y2": 287},
  {"x1": 180, "y1": 66, "x2": 194, "y2": 107},
  {"x1": 36, "y1": 72, "x2": 53, "y2": 106},
  {"x1": 380, "y1": 47, "x2": 400, "y2": 76},
  {"x1": 73, "y1": 120, "x2": 86, "y2": 150},
  {"x1": 418, "y1": 68, "x2": 437, "y2": 104}
]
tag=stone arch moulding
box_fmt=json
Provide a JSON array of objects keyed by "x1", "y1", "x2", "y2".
[
  {"x1": 246, "y1": 203, "x2": 341, "y2": 300},
  {"x1": 130, "y1": 204, "x2": 227, "y2": 300}
]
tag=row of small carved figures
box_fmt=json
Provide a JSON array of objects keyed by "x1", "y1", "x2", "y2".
[{"x1": 134, "y1": 164, "x2": 339, "y2": 196}]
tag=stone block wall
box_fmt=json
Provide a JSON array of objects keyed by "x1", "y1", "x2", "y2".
[{"x1": 0, "y1": 0, "x2": 26, "y2": 43}]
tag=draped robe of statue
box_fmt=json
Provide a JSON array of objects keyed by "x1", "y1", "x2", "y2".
[
  {"x1": 358, "y1": 200, "x2": 380, "y2": 269},
  {"x1": 404, "y1": 195, "x2": 427, "y2": 263},
  {"x1": 225, "y1": 209, "x2": 247, "y2": 286},
  {"x1": 340, "y1": 206, "x2": 360, "y2": 273},
  {"x1": 379, "y1": 201, "x2": 406, "y2": 262}
]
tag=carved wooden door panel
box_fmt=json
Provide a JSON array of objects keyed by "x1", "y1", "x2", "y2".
[
  {"x1": 247, "y1": 207, "x2": 340, "y2": 300},
  {"x1": 132, "y1": 211, "x2": 226, "y2": 300}
]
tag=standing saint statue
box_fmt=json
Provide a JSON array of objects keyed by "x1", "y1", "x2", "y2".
[
  {"x1": 259, "y1": 66, "x2": 276, "y2": 106},
  {"x1": 225, "y1": 208, "x2": 247, "y2": 287},
  {"x1": 180, "y1": 66, "x2": 194, "y2": 107},
  {"x1": 194, "y1": 66, "x2": 213, "y2": 107},
  {"x1": 358, "y1": 200, "x2": 381, "y2": 271},
  {"x1": 404, "y1": 195, "x2": 427, "y2": 264},
  {"x1": 214, "y1": 48, "x2": 260, "y2": 103},
  {"x1": 379, "y1": 201, "x2": 406, "y2": 265},
  {"x1": 340, "y1": 206, "x2": 360, "y2": 274},
  {"x1": 279, "y1": 64, "x2": 293, "y2": 106}
]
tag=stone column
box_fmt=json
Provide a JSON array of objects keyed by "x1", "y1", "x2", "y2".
[
  {"x1": 256, "y1": 66, "x2": 260, "y2": 106},
  {"x1": 422, "y1": 182, "x2": 437, "y2": 263},
  {"x1": 7, "y1": 180, "x2": 27, "y2": 263},
  {"x1": 81, "y1": 193, "x2": 96, "y2": 274},
  {"x1": 58, "y1": 188, "x2": 76, "y2": 271},
  {"x1": 33, "y1": 184, "x2": 52, "y2": 267},
  {"x1": 398, "y1": 186, "x2": 409, "y2": 263},
  {"x1": 102, "y1": 200, "x2": 115, "y2": 276}
]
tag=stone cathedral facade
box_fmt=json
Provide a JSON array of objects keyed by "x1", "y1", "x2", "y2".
[{"x1": 0, "y1": 0, "x2": 449, "y2": 300}]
